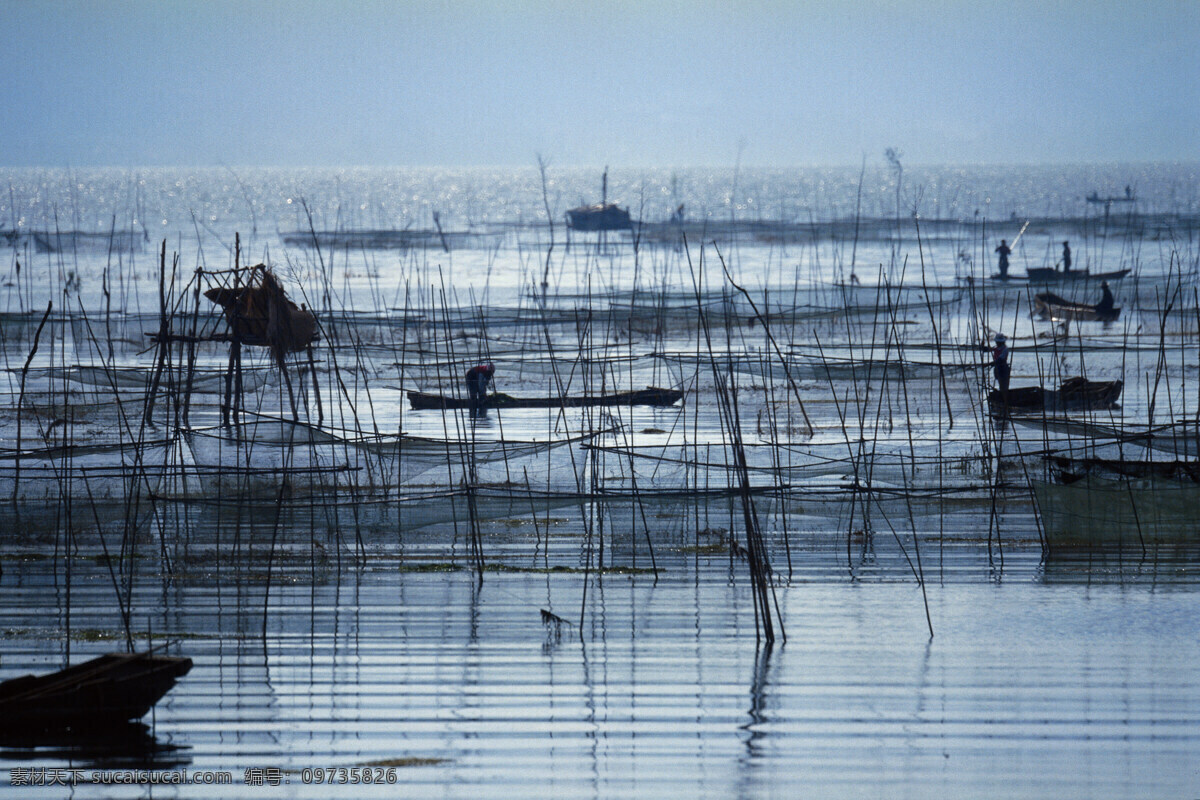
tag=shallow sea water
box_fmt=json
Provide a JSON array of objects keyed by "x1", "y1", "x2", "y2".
[
  {"x1": 4, "y1": 531, "x2": 1200, "y2": 799},
  {"x1": 1, "y1": 165, "x2": 1199, "y2": 798},
  {"x1": 4, "y1": 479, "x2": 1200, "y2": 799}
]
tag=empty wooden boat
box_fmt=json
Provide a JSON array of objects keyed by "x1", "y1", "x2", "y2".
[
  {"x1": 0, "y1": 652, "x2": 192, "y2": 733},
  {"x1": 1034, "y1": 291, "x2": 1120, "y2": 322}
]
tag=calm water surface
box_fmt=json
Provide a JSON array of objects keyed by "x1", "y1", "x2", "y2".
[
  {"x1": 3, "y1": 516, "x2": 1199, "y2": 799},
  {"x1": 1, "y1": 164, "x2": 1199, "y2": 798}
]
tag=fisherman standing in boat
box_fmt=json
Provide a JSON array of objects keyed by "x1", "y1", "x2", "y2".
[
  {"x1": 995, "y1": 239, "x2": 1012, "y2": 278},
  {"x1": 992, "y1": 334, "x2": 1011, "y2": 395},
  {"x1": 465, "y1": 362, "x2": 495, "y2": 418},
  {"x1": 1061, "y1": 241, "x2": 1072, "y2": 273},
  {"x1": 1095, "y1": 280, "x2": 1115, "y2": 316}
]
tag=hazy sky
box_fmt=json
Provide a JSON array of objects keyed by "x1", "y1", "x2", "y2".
[{"x1": 3, "y1": 0, "x2": 1197, "y2": 168}]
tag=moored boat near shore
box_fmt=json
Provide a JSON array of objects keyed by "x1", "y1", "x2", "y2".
[{"x1": 0, "y1": 652, "x2": 192, "y2": 734}]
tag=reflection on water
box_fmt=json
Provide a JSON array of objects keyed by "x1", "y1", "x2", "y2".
[
  {"x1": 1042, "y1": 547, "x2": 1200, "y2": 585},
  {"x1": 0, "y1": 722, "x2": 189, "y2": 771},
  {"x1": 2, "y1": 507, "x2": 1199, "y2": 798}
]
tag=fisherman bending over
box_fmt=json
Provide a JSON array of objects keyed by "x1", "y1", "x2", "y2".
[
  {"x1": 995, "y1": 239, "x2": 1012, "y2": 279},
  {"x1": 1061, "y1": 241, "x2": 1072, "y2": 273},
  {"x1": 1095, "y1": 280, "x2": 1115, "y2": 315},
  {"x1": 992, "y1": 334, "x2": 1011, "y2": 395},
  {"x1": 465, "y1": 363, "x2": 495, "y2": 417}
]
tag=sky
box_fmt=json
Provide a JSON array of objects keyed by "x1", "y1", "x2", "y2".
[{"x1": 2, "y1": 0, "x2": 1197, "y2": 168}]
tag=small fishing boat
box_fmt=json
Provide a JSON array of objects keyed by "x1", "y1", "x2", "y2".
[
  {"x1": 565, "y1": 203, "x2": 632, "y2": 231},
  {"x1": 407, "y1": 387, "x2": 683, "y2": 411},
  {"x1": 988, "y1": 377, "x2": 1122, "y2": 415},
  {"x1": 1086, "y1": 190, "x2": 1136, "y2": 204},
  {"x1": 1023, "y1": 267, "x2": 1131, "y2": 283},
  {"x1": 1034, "y1": 291, "x2": 1120, "y2": 322},
  {"x1": 0, "y1": 652, "x2": 192, "y2": 733}
]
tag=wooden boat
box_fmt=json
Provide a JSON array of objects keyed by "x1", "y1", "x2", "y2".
[
  {"x1": 407, "y1": 387, "x2": 683, "y2": 411},
  {"x1": 565, "y1": 203, "x2": 632, "y2": 232},
  {"x1": 0, "y1": 652, "x2": 192, "y2": 733},
  {"x1": 1032, "y1": 475, "x2": 1200, "y2": 550},
  {"x1": 988, "y1": 377, "x2": 1122, "y2": 414},
  {"x1": 1034, "y1": 291, "x2": 1120, "y2": 322},
  {"x1": 1024, "y1": 267, "x2": 1131, "y2": 283},
  {"x1": 1086, "y1": 191, "x2": 1135, "y2": 204}
]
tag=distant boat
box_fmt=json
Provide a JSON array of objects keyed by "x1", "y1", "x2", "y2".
[
  {"x1": 63, "y1": 363, "x2": 278, "y2": 394},
  {"x1": 16, "y1": 229, "x2": 145, "y2": 254},
  {"x1": 0, "y1": 652, "x2": 192, "y2": 734},
  {"x1": 407, "y1": 387, "x2": 682, "y2": 411},
  {"x1": 1086, "y1": 190, "x2": 1136, "y2": 204},
  {"x1": 1023, "y1": 267, "x2": 1131, "y2": 284},
  {"x1": 988, "y1": 377, "x2": 1122, "y2": 415},
  {"x1": 1034, "y1": 292, "x2": 1120, "y2": 322},
  {"x1": 565, "y1": 203, "x2": 633, "y2": 232}
]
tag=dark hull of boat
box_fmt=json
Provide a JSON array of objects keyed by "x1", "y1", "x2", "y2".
[
  {"x1": 1025, "y1": 267, "x2": 1131, "y2": 283},
  {"x1": 1034, "y1": 292, "x2": 1120, "y2": 322},
  {"x1": 0, "y1": 653, "x2": 192, "y2": 733},
  {"x1": 989, "y1": 378, "x2": 1123, "y2": 414},
  {"x1": 987, "y1": 268, "x2": 1131, "y2": 284},
  {"x1": 566, "y1": 204, "x2": 632, "y2": 231},
  {"x1": 408, "y1": 388, "x2": 683, "y2": 411}
]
